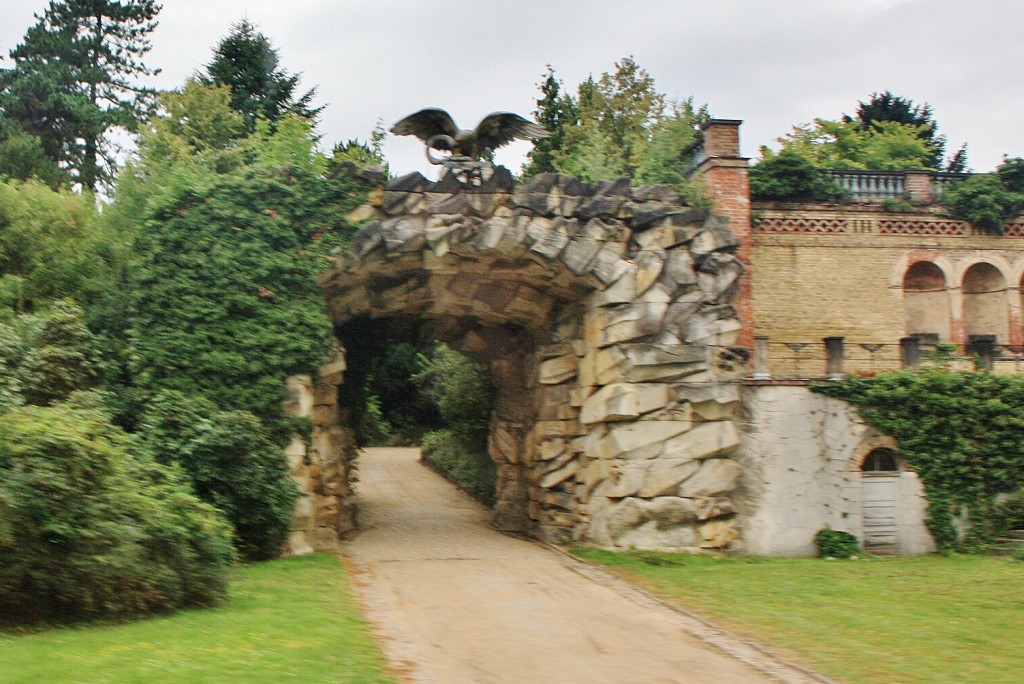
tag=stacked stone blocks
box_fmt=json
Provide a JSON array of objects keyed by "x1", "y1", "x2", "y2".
[{"x1": 316, "y1": 168, "x2": 749, "y2": 550}]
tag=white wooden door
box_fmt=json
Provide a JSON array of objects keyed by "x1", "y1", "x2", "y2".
[{"x1": 862, "y1": 474, "x2": 899, "y2": 546}]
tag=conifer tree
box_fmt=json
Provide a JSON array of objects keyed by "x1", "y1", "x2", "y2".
[
  {"x1": 1, "y1": 1, "x2": 161, "y2": 191},
  {"x1": 201, "y1": 19, "x2": 320, "y2": 133}
]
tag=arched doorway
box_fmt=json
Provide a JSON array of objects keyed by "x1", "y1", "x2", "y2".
[
  {"x1": 962, "y1": 262, "x2": 1009, "y2": 344},
  {"x1": 861, "y1": 448, "x2": 900, "y2": 548},
  {"x1": 903, "y1": 260, "x2": 950, "y2": 340}
]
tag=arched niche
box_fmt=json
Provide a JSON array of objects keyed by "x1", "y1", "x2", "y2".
[
  {"x1": 962, "y1": 262, "x2": 1009, "y2": 344},
  {"x1": 902, "y1": 261, "x2": 950, "y2": 340}
]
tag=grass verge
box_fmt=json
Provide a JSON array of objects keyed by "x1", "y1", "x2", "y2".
[
  {"x1": 0, "y1": 554, "x2": 393, "y2": 684},
  {"x1": 571, "y1": 548, "x2": 1024, "y2": 684}
]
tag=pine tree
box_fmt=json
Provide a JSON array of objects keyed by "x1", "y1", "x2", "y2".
[
  {"x1": 1, "y1": 0, "x2": 161, "y2": 191},
  {"x1": 522, "y1": 66, "x2": 577, "y2": 178},
  {"x1": 201, "y1": 19, "x2": 320, "y2": 133}
]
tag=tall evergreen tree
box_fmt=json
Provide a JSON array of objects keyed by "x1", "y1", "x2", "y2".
[
  {"x1": 522, "y1": 66, "x2": 578, "y2": 178},
  {"x1": 201, "y1": 19, "x2": 320, "y2": 133},
  {"x1": 845, "y1": 90, "x2": 967, "y2": 171},
  {"x1": 1, "y1": 0, "x2": 161, "y2": 191}
]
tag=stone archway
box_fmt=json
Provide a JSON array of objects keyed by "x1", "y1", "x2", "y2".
[{"x1": 304, "y1": 169, "x2": 749, "y2": 551}]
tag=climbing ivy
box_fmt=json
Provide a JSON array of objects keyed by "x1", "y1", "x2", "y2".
[{"x1": 813, "y1": 369, "x2": 1024, "y2": 550}]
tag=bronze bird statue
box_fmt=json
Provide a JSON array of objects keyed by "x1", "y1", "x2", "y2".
[{"x1": 391, "y1": 108, "x2": 549, "y2": 165}]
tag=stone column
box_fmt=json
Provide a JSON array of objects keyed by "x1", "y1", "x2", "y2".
[{"x1": 692, "y1": 120, "x2": 753, "y2": 349}]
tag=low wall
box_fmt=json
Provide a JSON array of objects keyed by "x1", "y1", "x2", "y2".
[{"x1": 736, "y1": 383, "x2": 934, "y2": 556}]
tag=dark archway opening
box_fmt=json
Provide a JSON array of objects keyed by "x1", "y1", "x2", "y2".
[{"x1": 335, "y1": 315, "x2": 540, "y2": 530}]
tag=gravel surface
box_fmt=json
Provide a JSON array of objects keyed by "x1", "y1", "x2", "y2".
[{"x1": 341, "y1": 447, "x2": 823, "y2": 684}]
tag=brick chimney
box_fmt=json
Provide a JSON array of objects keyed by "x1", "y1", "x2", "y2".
[{"x1": 691, "y1": 119, "x2": 753, "y2": 348}]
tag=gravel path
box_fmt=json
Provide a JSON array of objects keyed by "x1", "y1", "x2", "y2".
[{"x1": 341, "y1": 447, "x2": 824, "y2": 684}]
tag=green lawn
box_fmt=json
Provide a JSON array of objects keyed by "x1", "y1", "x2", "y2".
[
  {"x1": 0, "y1": 554, "x2": 393, "y2": 684},
  {"x1": 572, "y1": 549, "x2": 1024, "y2": 684}
]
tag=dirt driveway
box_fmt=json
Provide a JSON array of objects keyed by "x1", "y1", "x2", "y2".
[{"x1": 341, "y1": 447, "x2": 823, "y2": 684}]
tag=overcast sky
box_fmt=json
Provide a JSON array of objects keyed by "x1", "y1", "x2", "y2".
[{"x1": 1, "y1": 0, "x2": 1022, "y2": 177}]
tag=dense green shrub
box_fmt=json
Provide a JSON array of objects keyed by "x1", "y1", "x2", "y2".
[
  {"x1": 814, "y1": 527, "x2": 860, "y2": 559},
  {"x1": 0, "y1": 180, "x2": 124, "y2": 313},
  {"x1": 414, "y1": 344, "x2": 493, "y2": 433},
  {"x1": 749, "y1": 151, "x2": 847, "y2": 202},
  {"x1": 814, "y1": 369, "x2": 1024, "y2": 550},
  {"x1": 0, "y1": 402, "x2": 234, "y2": 623},
  {"x1": 944, "y1": 173, "x2": 1024, "y2": 235},
  {"x1": 366, "y1": 342, "x2": 440, "y2": 443},
  {"x1": 139, "y1": 390, "x2": 297, "y2": 560},
  {"x1": 414, "y1": 344, "x2": 495, "y2": 504},
  {"x1": 420, "y1": 428, "x2": 497, "y2": 506}
]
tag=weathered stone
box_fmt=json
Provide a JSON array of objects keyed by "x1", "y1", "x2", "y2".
[
  {"x1": 318, "y1": 356, "x2": 347, "y2": 385},
  {"x1": 697, "y1": 253, "x2": 743, "y2": 303},
  {"x1": 677, "y1": 458, "x2": 742, "y2": 497},
  {"x1": 543, "y1": 491, "x2": 576, "y2": 511},
  {"x1": 662, "y1": 251, "x2": 698, "y2": 290},
  {"x1": 663, "y1": 420, "x2": 740, "y2": 461},
  {"x1": 639, "y1": 496, "x2": 699, "y2": 528},
  {"x1": 539, "y1": 353, "x2": 577, "y2": 384},
  {"x1": 628, "y1": 184, "x2": 682, "y2": 203},
  {"x1": 382, "y1": 190, "x2": 422, "y2": 215},
  {"x1": 386, "y1": 171, "x2": 428, "y2": 192},
  {"x1": 598, "y1": 420, "x2": 691, "y2": 460},
  {"x1": 382, "y1": 216, "x2": 425, "y2": 252},
  {"x1": 540, "y1": 459, "x2": 579, "y2": 489},
  {"x1": 349, "y1": 220, "x2": 384, "y2": 259},
  {"x1": 698, "y1": 518, "x2": 739, "y2": 548},
  {"x1": 561, "y1": 236, "x2": 603, "y2": 275},
  {"x1": 591, "y1": 262, "x2": 637, "y2": 306},
  {"x1": 588, "y1": 246, "x2": 629, "y2": 286},
  {"x1": 696, "y1": 496, "x2": 736, "y2": 520},
  {"x1": 640, "y1": 458, "x2": 701, "y2": 498},
  {"x1": 593, "y1": 462, "x2": 647, "y2": 498},
  {"x1": 580, "y1": 383, "x2": 670, "y2": 424},
  {"x1": 576, "y1": 195, "x2": 622, "y2": 220},
  {"x1": 538, "y1": 385, "x2": 575, "y2": 420},
  {"x1": 517, "y1": 172, "x2": 560, "y2": 194},
  {"x1": 529, "y1": 228, "x2": 570, "y2": 261},
  {"x1": 631, "y1": 203, "x2": 682, "y2": 231},
  {"x1": 346, "y1": 204, "x2": 380, "y2": 225},
  {"x1": 634, "y1": 224, "x2": 702, "y2": 251},
  {"x1": 592, "y1": 497, "x2": 644, "y2": 542},
  {"x1": 537, "y1": 438, "x2": 567, "y2": 462},
  {"x1": 635, "y1": 249, "x2": 666, "y2": 296},
  {"x1": 600, "y1": 302, "x2": 669, "y2": 347},
  {"x1": 473, "y1": 217, "x2": 508, "y2": 251},
  {"x1": 691, "y1": 226, "x2": 739, "y2": 259}
]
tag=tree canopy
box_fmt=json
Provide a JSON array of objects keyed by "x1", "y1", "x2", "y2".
[
  {"x1": 200, "y1": 19, "x2": 320, "y2": 133},
  {"x1": 765, "y1": 91, "x2": 968, "y2": 173},
  {"x1": 0, "y1": 0, "x2": 161, "y2": 191},
  {"x1": 523, "y1": 58, "x2": 710, "y2": 187}
]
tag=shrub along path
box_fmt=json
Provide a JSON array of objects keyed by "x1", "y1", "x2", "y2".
[{"x1": 344, "y1": 448, "x2": 818, "y2": 683}]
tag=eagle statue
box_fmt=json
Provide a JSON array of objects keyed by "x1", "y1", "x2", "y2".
[{"x1": 390, "y1": 108, "x2": 549, "y2": 165}]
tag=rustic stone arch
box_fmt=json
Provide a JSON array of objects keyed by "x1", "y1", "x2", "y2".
[{"x1": 308, "y1": 170, "x2": 749, "y2": 550}]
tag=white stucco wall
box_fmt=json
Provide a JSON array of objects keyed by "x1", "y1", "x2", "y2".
[{"x1": 736, "y1": 384, "x2": 934, "y2": 556}]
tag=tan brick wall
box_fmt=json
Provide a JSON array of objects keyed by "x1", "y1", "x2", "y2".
[{"x1": 750, "y1": 205, "x2": 1024, "y2": 375}]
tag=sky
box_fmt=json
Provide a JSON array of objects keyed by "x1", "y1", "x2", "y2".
[{"x1": 1, "y1": 0, "x2": 1022, "y2": 177}]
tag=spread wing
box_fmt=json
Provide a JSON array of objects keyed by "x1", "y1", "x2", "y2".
[
  {"x1": 474, "y1": 113, "x2": 550, "y2": 152},
  {"x1": 390, "y1": 108, "x2": 459, "y2": 143}
]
